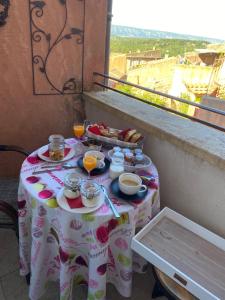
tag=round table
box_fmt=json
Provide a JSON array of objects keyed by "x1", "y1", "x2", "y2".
[{"x1": 18, "y1": 138, "x2": 160, "y2": 300}]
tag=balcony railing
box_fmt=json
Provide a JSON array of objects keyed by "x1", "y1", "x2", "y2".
[{"x1": 93, "y1": 72, "x2": 225, "y2": 132}]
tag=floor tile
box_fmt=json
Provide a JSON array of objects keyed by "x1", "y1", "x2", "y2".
[
  {"x1": 0, "y1": 230, "x2": 19, "y2": 278},
  {"x1": 0, "y1": 283, "x2": 6, "y2": 300},
  {"x1": 0, "y1": 270, "x2": 29, "y2": 300}
]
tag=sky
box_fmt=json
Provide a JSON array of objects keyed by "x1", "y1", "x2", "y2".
[{"x1": 112, "y1": 0, "x2": 225, "y2": 40}]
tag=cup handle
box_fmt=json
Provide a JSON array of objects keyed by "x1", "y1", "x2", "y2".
[
  {"x1": 98, "y1": 161, "x2": 105, "y2": 169},
  {"x1": 139, "y1": 185, "x2": 147, "y2": 193}
]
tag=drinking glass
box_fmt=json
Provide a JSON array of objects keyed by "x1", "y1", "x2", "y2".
[
  {"x1": 83, "y1": 155, "x2": 97, "y2": 179},
  {"x1": 73, "y1": 123, "x2": 85, "y2": 139}
]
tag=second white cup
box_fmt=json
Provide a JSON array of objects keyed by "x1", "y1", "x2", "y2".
[{"x1": 119, "y1": 173, "x2": 147, "y2": 195}]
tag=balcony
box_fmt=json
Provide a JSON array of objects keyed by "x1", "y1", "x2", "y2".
[
  {"x1": 1, "y1": 87, "x2": 225, "y2": 299},
  {"x1": 1, "y1": 1, "x2": 225, "y2": 299}
]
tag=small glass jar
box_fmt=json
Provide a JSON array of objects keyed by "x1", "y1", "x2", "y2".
[
  {"x1": 134, "y1": 148, "x2": 143, "y2": 156},
  {"x1": 125, "y1": 152, "x2": 134, "y2": 163},
  {"x1": 48, "y1": 134, "x2": 65, "y2": 161},
  {"x1": 122, "y1": 148, "x2": 131, "y2": 154},
  {"x1": 63, "y1": 173, "x2": 81, "y2": 199},
  {"x1": 135, "y1": 154, "x2": 145, "y2": 164},
  {"x1": 80, "y1": 181, "x2": 101, "y2": 207},
  {"x1": 109, "y1": 152, "x2": 124, "y2": 180},
  {"x1": 113, "y1": 146, "x2": 121, "y2": 153}
]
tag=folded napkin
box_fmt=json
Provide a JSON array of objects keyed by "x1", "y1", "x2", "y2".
[
  {"x1": 42, "y1": 147, "x2": 71, "y2": 158},
  {"x1": 66, "y1": 196, "x2": 84, "y2": 209}
]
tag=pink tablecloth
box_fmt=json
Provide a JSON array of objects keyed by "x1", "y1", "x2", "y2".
[{"x1": 18, "y1": 139, "x2": 160, "y2": 300}]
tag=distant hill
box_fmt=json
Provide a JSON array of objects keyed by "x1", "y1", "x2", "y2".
[
  {"x1": 111, "y1": 25, "x2": 224, "y2": 44},
  {"x1": 110, "y1": 36, "x2": 210, "y2": 57}
]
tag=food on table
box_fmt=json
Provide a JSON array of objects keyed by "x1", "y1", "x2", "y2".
[
  {"x1": 80, "y1": 181, "x2": 101, "y2": 207},
  {"x1": 82, "y1": 139, "x2": 102, "y2": 151},
  {"x1": 84, "y1": 151, "x2": 105, "y2": 169},
  {"x1": 48, "y1": 134, "x2": 65, "y2": 161},
  {"x1": 124, "y1": 152, "x2": 134, "y2": 163},
  {"x1": 122, "y1": 148, "x2": 131, "y2": 154},
  {"x1": 110, "y1": 147, "x2": 147, "y2": 168},
  {"x1": 135, "y1": 154, "x2": 145, "y2": 164},
  {"x1": 119, "y1": 128, "x2": 143, "y2": 143},
  {"x1": 119, "y1": 173, "x2": 147, "y2": 195},
  {"x1": 64, "y1": 173, "x2": 81, "y2": 199},
  {"x1": 49, "y1": 149, "x2": 64, "y2": 161},
  {"x1": 73, "y1": 124, "x2": 85, "y2": 139},
  {"x1": 83, "y1": 155, "x2": 97, "y2": 178},
  {"x1": 109, "y1": 152, "x2": 124, "y2": 180},
  {"x1": 87, "y1": 123, "x2": 143, "y2": 143},
  {"x1": 113, "y1": 146, "x2": 121, "y2": 153},
  {"x1": 134, "y1": 148, "x2": 142, "y2": 155}
]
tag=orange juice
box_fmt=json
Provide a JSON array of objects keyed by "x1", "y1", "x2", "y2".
[
  {"x1": 73, "y1": 125, "x2": 85, "y2": 138},
  {"x1": 83, "y1": 156, "x2": 97, "y2": 173}
]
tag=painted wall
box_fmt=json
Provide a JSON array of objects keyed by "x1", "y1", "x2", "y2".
[
  {"x1": 85, "y1": 98, "x2": 225, "y2": 238},
  {"x1": 0, "y1": 0, "x2": 107, "y2": 176}
]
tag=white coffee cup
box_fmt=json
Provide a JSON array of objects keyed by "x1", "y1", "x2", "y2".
[
  {"x1": 84, "y1": 150, "x2": 105, "y2": 169},
  {"x1": 119, "y1": 173, "x2": 147, "y2": 195}
]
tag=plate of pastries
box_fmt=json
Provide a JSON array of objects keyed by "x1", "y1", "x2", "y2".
[{"x1": 86, "y1": 123, "x2": 144, "y2": 148}]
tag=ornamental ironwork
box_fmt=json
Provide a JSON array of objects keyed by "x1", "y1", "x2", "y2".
[
  {"x1": 0, "y1": 0, "x2": 10, "y2": 26},
  {"x1": 29, "y1": 0, "x2": 84, "y2": 95}
]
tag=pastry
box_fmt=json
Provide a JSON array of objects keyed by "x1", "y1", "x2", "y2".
[
  {"x1": 124, "y1": 129, "x2": 137, "y2": 142},
  {"x1": 130, "y1": 132, "x2": 142, "y2": 143}
]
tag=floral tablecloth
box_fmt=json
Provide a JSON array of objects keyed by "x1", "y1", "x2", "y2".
[{"x1": 18, "y1": 139, "x2": 160, "y2": 300}]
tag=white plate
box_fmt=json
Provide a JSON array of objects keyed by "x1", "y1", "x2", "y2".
[
  {"x1": 107, "y1": 150, "x2": 152, "y2": 172},
  {"x1": 37, "y1": 145, "x2": 75, "y2": 162},
  {"x1": 56, "y1": 188, "x2": 105, "y2": 214}
]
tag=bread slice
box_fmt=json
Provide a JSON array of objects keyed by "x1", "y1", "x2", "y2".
[
  {"x1": 130, "y1": 132, "x2": 142, "y2": 143},
  {"x1": 124, "y1": 129, "x2": 136, "y2": 142}
]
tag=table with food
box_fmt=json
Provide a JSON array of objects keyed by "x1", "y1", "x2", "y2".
[{"x1": 18, "y1": 122, "x2": 160, "y2": 300}]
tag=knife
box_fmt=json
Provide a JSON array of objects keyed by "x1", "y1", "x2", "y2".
[
  {"x1": 32, "y1": 165, "x2": 77, "y2": 175},
  {"x1": 101, "y1": 186, "x2": 120, "y2": 218}
]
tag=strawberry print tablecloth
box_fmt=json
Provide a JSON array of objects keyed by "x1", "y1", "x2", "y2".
[{"x1": 18, "y1": 139, "x2": 160, "y2": 300}]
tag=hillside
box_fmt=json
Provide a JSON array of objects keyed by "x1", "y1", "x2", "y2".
[
  {"x1": 110, "y1": 36, "x2": 210, "y2": 57},
  {"x1": 111, "y1": 25, "x2": 224, "y2": 44}
]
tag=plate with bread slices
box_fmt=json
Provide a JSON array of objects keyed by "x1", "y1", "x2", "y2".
[{"x1": 86, "y1": 123, "x2": 144, "y2": 149}]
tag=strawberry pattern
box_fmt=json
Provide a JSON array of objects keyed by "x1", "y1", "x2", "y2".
[{"x1": 18, "y1": 138, "x2": 160, "y2": 300}]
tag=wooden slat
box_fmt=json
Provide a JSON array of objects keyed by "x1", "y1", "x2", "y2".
[{"x1": 140, "y1": 217, "x2": 225, "y2": 299}]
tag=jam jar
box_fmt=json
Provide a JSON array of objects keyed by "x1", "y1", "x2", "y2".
[
  {"x1": 80, "y1": 181, "x2": 101, "y2": 207},
  {"x1": 135, "y1": 154, "x2": 145, "y2": 164},
  {"x1": 124, "y1": 152, "x2": 134, "y2": 163},
  {"x1": 48, "y1": 134, "x2": 65, "y2": 161},
  {"x1": 134, "y1": 148, "x2": 143, "y2": 156},
  {"x1": 63, "y1": 173, "x2": 81, "y2": 199}
]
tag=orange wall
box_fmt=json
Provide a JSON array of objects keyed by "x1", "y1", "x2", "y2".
[{"x1": 0, "y1": 0, "x2": 107, "y2": 176}]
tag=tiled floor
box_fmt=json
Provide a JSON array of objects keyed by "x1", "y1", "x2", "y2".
[{"x1": 0, "y1": 230, "x2": 166, "y2": 300}]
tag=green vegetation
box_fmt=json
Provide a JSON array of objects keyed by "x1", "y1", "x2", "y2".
[
  {"x1": 111, "y1": 36, "x2": 210, "y2": 57},
  {"x1": 116, "y1": 84, "x2": 199, "y2": 115}
]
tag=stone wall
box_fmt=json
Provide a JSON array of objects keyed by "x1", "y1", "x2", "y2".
[{"x1": 127, "y1": 57, "x2": 177, "y2": 92}]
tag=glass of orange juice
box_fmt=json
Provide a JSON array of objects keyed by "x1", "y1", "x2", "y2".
[
  {"x1": 73, "y1": 123, "x2": 85, "y2": 139},
  {"x1": 83, "y1": 155, "x2": 97, "y2": 179}
]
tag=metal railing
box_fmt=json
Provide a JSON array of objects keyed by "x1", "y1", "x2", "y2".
[{"x1": 93, "y1": 72, "x2": 225, "y2": 132}]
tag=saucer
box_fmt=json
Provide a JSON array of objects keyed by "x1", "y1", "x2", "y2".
[
  {"x1": 56, "y1": 188, "x2": 104, "y2": 213},
  {"x1": 110, "y1": 178, "x2": 148, "y2": 201},
  {"x1": 77, "y1": 157, "x2": 110, "y2": 176},
  {"x1": 37, "y1": 145, "x2": 75, "y2": 162}
]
